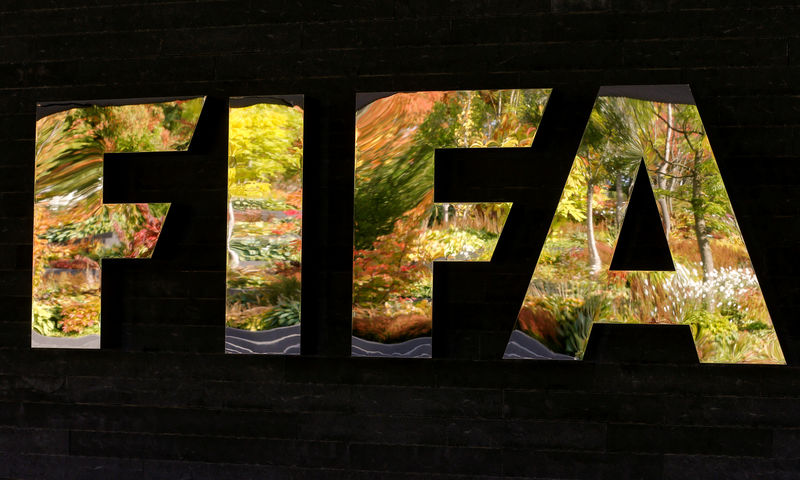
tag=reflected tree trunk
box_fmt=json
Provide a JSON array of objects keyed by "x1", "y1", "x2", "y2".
[
  {"x1": 586, "y1": 179, "x2": 602, "y2": 275},
  {"x1": 497, "y1": 93, "x2": 503, "y2": 118},
  {"x1": 615, "y1": 171, "x2": 624, "y2": 229},
  {"x1": 227, "y1": 200, "x2": 239, "y2": 268},
  {"x1": 656, "y1": 104, "x2": 673, "y2": 236},
  {"x1": 462, "y1": 93, "x2": 472, "y2": 147},
  {"x1": 692, "y1": 173, "x2": 714, "y2": 282}
]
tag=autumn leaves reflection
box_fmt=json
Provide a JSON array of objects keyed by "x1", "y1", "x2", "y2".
[
  {"x1": 354, "y1": 91, "x2": 783, "y2": 364},
  {"x1": 32, "y1": 99, "x2": 204, "y2": 345},
  {"x1": 32, "y1": 91, "x2": 782, "y2": 363},
  {"x1": 225, "y1": 100, "x2": 303, "y2": 354}
]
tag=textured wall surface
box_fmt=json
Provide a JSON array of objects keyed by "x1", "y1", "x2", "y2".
[{"x1": 3, "y1": 1, "x2": 800, "y2": 478}]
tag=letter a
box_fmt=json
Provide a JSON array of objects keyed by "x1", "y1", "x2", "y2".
[{"x1": 504, "y1": 91, "x2": 784, "y2": 364}]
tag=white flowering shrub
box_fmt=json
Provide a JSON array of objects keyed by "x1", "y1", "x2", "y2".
[
  {"x1": 628, "y1": 264, "x2": 781, "y2": 363},
  {"x1": 656, "y1": 265, "x2": 766, "y2": 324}
]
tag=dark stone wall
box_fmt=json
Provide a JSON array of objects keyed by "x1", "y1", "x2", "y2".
[{"x1": 3, "y1": 1, "x2": 800, "y2": 478}]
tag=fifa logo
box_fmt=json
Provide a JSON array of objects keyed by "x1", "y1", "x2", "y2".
[{"x1": 31, "y1": 86, "x2": 784, "y2": 365}]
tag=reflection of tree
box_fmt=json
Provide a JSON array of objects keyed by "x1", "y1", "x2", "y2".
[
  {"x1": 665, "y1": 105, "x2": 728, "y2": 282},
  {"x1": 631, "y1": 101, "x2": 731, "y2": 282},
  {"x1": 631, "y1": 101, "x2": 675, "y2": 235},
  {"x1": 521, "y1": 97, "x2": 782, "y2": 364},
  {"x1": 575, "y1": 97, "x2": 640, "y2": 274}
]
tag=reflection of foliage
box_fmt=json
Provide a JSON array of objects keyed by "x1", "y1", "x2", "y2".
[
  {"x1": 228, "y1": 103, "x2": 303, "y2": 197},
  {"x1": 39, "y1": 207, "x2": 112, "y2": 244},
  {"x1": 226, "y1": 102, "x2": 304, "y2": 332},
  {"x1": 685, "y1": 309, "x2": 736, "y2": 343},
  {"x1": 110, "y1": 203, "x2": 169, "y2": 259},
  {"x1": 553, "y1": 171, "x2": 588, "y2": 226},
  {"x1": 227, "y1": 269, "x2": 270, "y2": 289},
  {"x1": 354, "y1": 90, "x2": 548, "y2": 249},
  {"x1": 160, "y1": 101, "x2": 204, "y2": 149},
  {"x1": 353, "y1": 90, "x2": 550, "y2": 343},
  {"x1": 527, "y1": 221, "x2": 783, "y2": 363},
  {"x1": 354, "y1": 240, "x2": 424, "y2": 306},
  {"x1": 536, "y1": 230, "x2": 592, "y2": 275},
  {"x1": 33, "y1": 99, "x2": 203, "y2": 337},
  {"x1": 353, "y1": 92, "x2": 782, "y2": 364},
  {"x1": 627, "y1": 265, "x2": 769, "y2": 327},
  {"x1": 407, "y1": 227, "x2": 498, "y2": 262},
  {"x1": 31, "y1": 270, "x2": 102, "y2": 338},
  {"x1": 227, "y1": 303, "x2": 300, "y2": 331},
  {"x1": 226, "y1": 297, "x2": 301, "y2": 331},
  {"x1": 228, "y1": 274, "x2": 301, "y2": 306},
  {"x1": 229, "y1": 237, "x2": 299, "y2": 263},
  {"x1": 231, "y1": 198, "x2": 290, "y2": 211},
  {"x1": 35, "y1": 114, "x2": 102, "y2": 208},
  {"x1": 35, "y1": 100, "x2": 203, "y2": 207},
  {"x1": 354, "y1": 98, "x2": 451, "y2": 249},
  {"x1": 262, "y1": 298, "x2": 301, "y2": 328},
  {"x1": 353, "y1": 298, "x2": 432, "y2": 343},
  {"x1": 58, "y1": 295, "x2": 101, "y2": 333},
  {"x1": 226, "y1": 274, "x2": 301, "y2": 331},
  {"x1": 233, "y1": 218, "x2": 300, "y2": 237},
  {"x1": 521, "y1": 97, "x2": 783, "y2": 364},
  {"x1": 32, "y1": 302, "x2": 62, "y2": 336},
  {"x1": 687, "y1": 308, "x2": 781, "y2": 364},
  {"x1": 536, "y1": 291, "x2": 610, "y2": 358}
]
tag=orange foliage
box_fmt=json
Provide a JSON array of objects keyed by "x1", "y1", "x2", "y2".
[
  {"x1": 669, "y1": 236, "x2": 750, "y2": 268},
  {"x1": 234, "y1": 210, "x2": 263, "y2": 222},
  {"x1": 286, "y1": 190, "x2": 302, "y2": 208},
  {"x1": 356, "y1": 92, "x2": 447, "y2": 170},
  {"x1": 352, "y1": 311, "x2": 431, "y2": 343},
  {"x1": 58, "y1": 297, "x2": 100, "y2": 333},
  {"x1": 517, "y1": 306, "x2": 559, "y2": 346}
]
